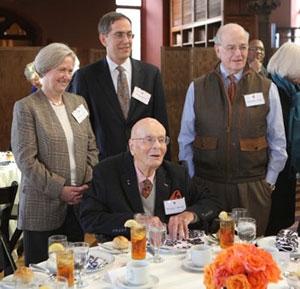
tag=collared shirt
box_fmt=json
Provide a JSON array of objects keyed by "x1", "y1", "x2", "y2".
[
  {"x1": 106, "y1": 56, "x2": 132, "y2": 97},
  {"x1": 134, "y1": 162, "x2": 156, "y2": 216},
  {"x1": 178, "y1": 64, "x2": 287, "y2": 185}
]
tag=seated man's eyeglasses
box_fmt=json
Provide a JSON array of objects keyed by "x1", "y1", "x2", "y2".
[{"x1": 131, "y1": 136, "x2": 170, "y2": 146}]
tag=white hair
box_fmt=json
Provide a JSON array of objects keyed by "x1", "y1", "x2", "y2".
[
  {"x1": 267, "y1": 42, "x2": 300, "y2": 79},
  {"x1": 214, "y1": 23, "x2": 249, "y2": 45}
]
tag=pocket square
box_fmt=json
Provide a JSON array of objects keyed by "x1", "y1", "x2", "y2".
[{"x1": 169, "y1": 190, "x2": 182, "y2": 200}]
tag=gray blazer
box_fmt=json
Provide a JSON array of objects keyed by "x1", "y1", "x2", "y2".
[{"x1": 11, "y1": 90, "x2": 98, "y2": 231}]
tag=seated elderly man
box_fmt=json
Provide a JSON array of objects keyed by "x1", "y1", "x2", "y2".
[{"x1": 80, "y1": 117, "x2": 220, "y2": 240}]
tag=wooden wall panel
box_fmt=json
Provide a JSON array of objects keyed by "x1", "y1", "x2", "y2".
[
  {"x1": 0, "y1": 47, "x2": 105, "y2": 151},
  {"x1": 161, "y1": 46, "x2": 217, "y2": 161}
]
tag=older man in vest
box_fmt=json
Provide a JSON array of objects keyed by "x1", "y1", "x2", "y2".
[{"x1": 178, "y1": 23, "x2": 287, "y2": 236}]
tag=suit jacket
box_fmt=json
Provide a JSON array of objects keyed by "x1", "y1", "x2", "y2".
[
  {"x1": 69, "y1": 57, "x2": 169, "y2": 160},
  {"x1": 80, "y1": 152, "x2": 221, "y2": 240},
  {"x1": 11, "y1": 90, "x2": 98, "y2": 231}
]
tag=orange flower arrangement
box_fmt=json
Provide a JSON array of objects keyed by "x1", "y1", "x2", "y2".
[{"x1": 204, "y1": 244, "x2": 281, "y2": 289}]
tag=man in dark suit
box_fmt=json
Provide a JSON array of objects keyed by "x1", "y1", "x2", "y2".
[
  {"x1": 69, "y1": 11, "x2": 169, "y2": 160},
  {"x1": 80, "y1": 118, "x2": 220, "y2": 240}
]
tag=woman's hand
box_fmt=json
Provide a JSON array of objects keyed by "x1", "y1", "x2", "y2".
[{"x1": 60, "y1": 184, "x2": 89, "y2": 205}]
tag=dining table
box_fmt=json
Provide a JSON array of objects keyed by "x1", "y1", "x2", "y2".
[{"x1": 0, "y1": 238, "x2": 293, "y2": 289}]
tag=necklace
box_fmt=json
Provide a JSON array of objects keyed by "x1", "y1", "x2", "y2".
[{"x1": 49, "y1": 98, "x2": 63, "y2": 106}]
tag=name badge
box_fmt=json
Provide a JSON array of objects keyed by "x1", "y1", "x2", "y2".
[
  {"x1": 244, "y1": 92, "x2": 265, "y2": 107},
  {"x1": 132, "y1": 86, "x2": 151, "y2": 105},
  {"x1": 164, "y1": 197, "x2": 186, "y2": 215},
  {"x1": 72, "y1": 104, "x2": 89, "y2": 123}
]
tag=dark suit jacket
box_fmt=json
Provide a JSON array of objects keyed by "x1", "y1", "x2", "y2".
[
  {"x1": 80, "y1": 152, "x2": 221, "y2": 240},
  {"x1": 69, "y1": 57, "x2": 169, "y2": 160}
]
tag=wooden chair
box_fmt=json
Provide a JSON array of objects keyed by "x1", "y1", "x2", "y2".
[{"x1": 0, "y1": 182, "x2": 18, "y2": 274}]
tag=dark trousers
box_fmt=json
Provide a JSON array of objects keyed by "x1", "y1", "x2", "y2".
[
  {"x1": 23, "y1": 206, "x2": 83, "y2": 266},
  {"x1": 265, "y1": 166, "x2": 297, "y2": 236}
]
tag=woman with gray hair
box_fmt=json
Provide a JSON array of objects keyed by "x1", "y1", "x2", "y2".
[
  {"x1": 11, "y1": 43, "x2": 98, "y2": 265},
  {"x1": 266, "y1": 42, "x2": 300, "y2": 235}
]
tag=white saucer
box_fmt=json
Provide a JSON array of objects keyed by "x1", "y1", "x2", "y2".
[
  {"x1": 99, "y1": 241, "x2": 130, "y2": 254},
  {"x1": 182, "y1": 258, "x2": 205, "y2": 272},
  {"x1": 115, "y1": 274, "x2": 159, "y2": 289}
]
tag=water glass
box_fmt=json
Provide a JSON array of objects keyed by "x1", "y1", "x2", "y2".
[
  {"x1": 71, "y1": 242, "x2": 89, "y2": 288},
  {"x1": 148, "y1": 223, "x2": 166, "y2": 263},
  {"x1": 237, "y1": 217, "x2": 256, "y2": 243},
  {"x1": 48, "y1": 235, "x2": 68, "y2": 268},
  {"x1": 231, "y1": 208, "x2": 248, "y2": 226}
]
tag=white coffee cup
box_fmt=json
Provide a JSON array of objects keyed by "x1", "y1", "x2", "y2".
[
  {"x1": 190, "y1": 245, "x2": 212, "y2": 267},
  {"x1": 126, "y1": 260, "x2": 149, "y2": 285}
]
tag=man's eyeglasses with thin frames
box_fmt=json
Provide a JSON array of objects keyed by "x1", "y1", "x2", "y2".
[{"x1": 131, "y1": 136, "x2": 170, "y2": 146}]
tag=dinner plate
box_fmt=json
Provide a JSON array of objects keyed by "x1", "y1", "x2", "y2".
[
  {"x1": 115, "y1": 274, "x2": 159, "y2": 289},
  {"x1": 257, "y1": 236, "x2": 300, "y2": 252},
  {"x1": 160, "y1": 239, "x2": 192, "y2": 254},
  {"x1": 98, "y1": 241, "x2": 130, "y2": 254},
  {"x1": 86, "y1": 247, "x2": 115, "y2": 273},
  {"x1": 182, "y1": 257, "x2": 205, "y2": 272},
  {"x1": 3, "y1": 271, "x2": 49, "y2": 287}
]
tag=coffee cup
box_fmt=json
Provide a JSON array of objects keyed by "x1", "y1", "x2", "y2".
[
  {"x1": 190, "y1": 245, "x2": 212, "y2": 267},
  {"x1": 126, "y1": 260, "x2": 149, "y2": 285}
]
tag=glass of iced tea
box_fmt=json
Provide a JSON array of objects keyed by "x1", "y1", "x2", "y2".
[
  {"x1": 131, "y1": 224, "x2": 147, "y2": 260},
  {"x1": 219, "y1": 215, "x2": 235, "y2": 249},
  {"x1": 56, "y1": 248, "x2": 74, "y2": 287}
]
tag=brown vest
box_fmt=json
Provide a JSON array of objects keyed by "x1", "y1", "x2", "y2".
[{"x1": 193, "y1": 67, "x2": 271, "y2": 183}]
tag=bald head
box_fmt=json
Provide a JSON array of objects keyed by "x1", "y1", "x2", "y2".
[
  {"x1": 129, "y1": 118, "x2": 167, "y2": 176},
  {"x1": 214, "y1": 23, "x2": 249, "y2": 46}
]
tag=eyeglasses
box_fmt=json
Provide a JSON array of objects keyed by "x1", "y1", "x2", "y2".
[
  {"x1": 249, "y1": 47, "x2": 265, "y2": 52},
  {"x1": 221, "y1": 45, "x2": 248, "y2": 53},
  {"x1": 110, "y1": 31, "x2": 135, "y2": 40},
  {"x1": 131, "y1": 136, "x2": 170, "y2": 146}
]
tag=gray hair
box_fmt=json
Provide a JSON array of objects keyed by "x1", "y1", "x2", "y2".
[
  {"x1": 214, "y1": 23, "x2": 249, "y2": 45},
  {"x1": 98, "y1": 11, "x2": 131, "y2": 34},
  {"x1": 34, "y1": 43, "x2": 76, "y2": 77},
  {"x1": 267, "y1": 42, "x2": 300, "y2": 79}
]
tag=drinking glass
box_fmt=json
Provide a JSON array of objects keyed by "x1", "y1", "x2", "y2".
[
  {"x1": 219, "y1": 214, "x2": 235, "y2": 249},
  {"x1": 48, "y1": 235, "x2": 68, "y2": 268},
  {"x1": 231, "y1": 208, "x2": 248, "y2": 226},
  {"x1": 130, "y1": 223, "x2": 147, "y2": 260},
  {"x1": 148, "y1": 223, "x2": 167, "y2": 263},
  {"x1": 237, "y1": 217, "x2": 256, "y2": 243},
  {"x1": 56, "y1": 248, "x2": 75, "y2": 287},
  {"x1": 71, "y1": 242, "x2": 89, "y2": 288}
]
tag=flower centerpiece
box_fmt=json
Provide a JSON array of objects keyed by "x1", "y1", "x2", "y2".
[{"x1": 204, "y1": 243, "x2": 281, "y2": 289}]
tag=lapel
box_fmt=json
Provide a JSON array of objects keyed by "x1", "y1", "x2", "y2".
[
  {"x1": 120, "y1": 153, "x2": 144, "y2": 212},
  {"x1": 96, "y1": 59, "x2": 125, "y2": 120},
  {"x1": 127, "y1": 58, "x2": 143, "y2": 120},
  {"x1": 154, "y1": 165, "x2": 171, "y2": 221}
]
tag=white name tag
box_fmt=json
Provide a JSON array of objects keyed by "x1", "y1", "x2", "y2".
[
  {"x1": 244, "y1": 92, "x2": 265, "y2": 107},
  {"x1": 72, "y1": 104, "x2": 89, "y2": 123},
  {"x1": 164, "y1": 197, "x2": 186, "y2": 215},
  {"x1": 132, "y1": 86, "x2": 151, "y2": 105}
]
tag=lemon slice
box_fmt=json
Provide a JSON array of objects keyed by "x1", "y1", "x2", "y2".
[
  {"x1": 218, "y1": 211, "x2": 228, "y2": 220},
  {"x1": 124, "y1": 219, "x2": 139, "y2": 228},
  {"x1": 48, "y1": 242, "x2": 65, "y2": 253}
]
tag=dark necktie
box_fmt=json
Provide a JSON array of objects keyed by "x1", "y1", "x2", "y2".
[
  {"x1": 227, "y1": 74, "x2": 237, "y2": 104},
  {"x1": 116, "y1": 66, "x2": 130, "y2": 118},
  {"x1": 141, "y1": 179, "x2": 153, "y2": 199}
]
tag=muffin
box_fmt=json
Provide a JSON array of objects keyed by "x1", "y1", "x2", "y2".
[
  {"x1": 112, "y1": 236, "x2": 129, "y2": 250},
  {"x1": 14, "y1": 266, "x2": 34, "y2": 284}
]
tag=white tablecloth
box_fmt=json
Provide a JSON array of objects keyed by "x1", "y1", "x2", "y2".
[
  {"x1": 0, "y1": 162, "x2": 21, "y2": 188},
  {"x1": 80, "y1": 251, "x2": 288, "y2": 289}
]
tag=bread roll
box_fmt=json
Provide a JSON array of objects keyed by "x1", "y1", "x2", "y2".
[
  {"x1": 112, "y1": 236, "x2": 129, "y2": 250},
  {"x1": 14, "y1": 266, "x2": 34, "y2": 283}
]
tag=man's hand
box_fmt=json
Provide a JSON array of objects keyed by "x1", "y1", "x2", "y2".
[
  {"x1": 60, "y1": 184, "x2": 89, "y2": 205},
  {"x1": 168, "y1": 211, "x2": 195, "y2": 240}
]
